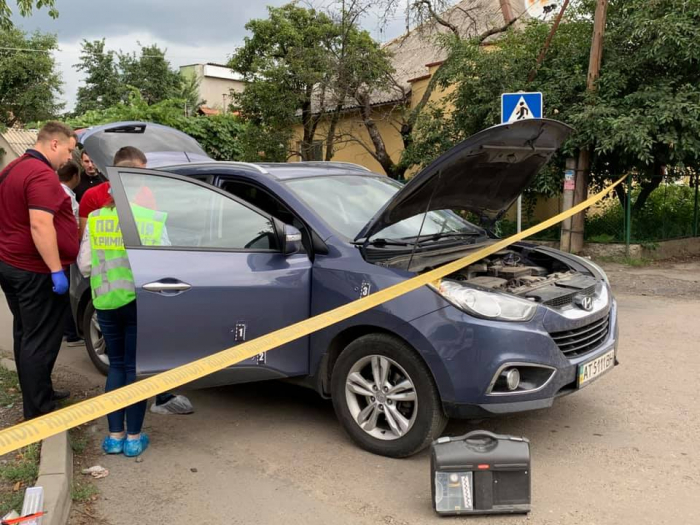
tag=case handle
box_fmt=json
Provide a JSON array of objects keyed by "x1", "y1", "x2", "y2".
[{"x1": 435, "y1": 430, "x2": 528, "y2": 444}]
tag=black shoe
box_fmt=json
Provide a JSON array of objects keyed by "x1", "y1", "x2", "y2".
[{"x1": 52, "y1": 389, "x2": 71, "y2": 401}]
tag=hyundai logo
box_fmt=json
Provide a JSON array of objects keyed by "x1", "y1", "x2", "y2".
[{"x1": 575, "y1": 295, "x2": 594, "y2": 311}]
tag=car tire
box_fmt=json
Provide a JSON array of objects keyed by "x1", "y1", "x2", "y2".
[
  {"x1": 83, "y1": 300, "x2": 109, "y2": 376},
  {"x1": 331, "y1": 333, "x2": 448, "y2": 458}
]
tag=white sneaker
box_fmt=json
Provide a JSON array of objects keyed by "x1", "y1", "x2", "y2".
[{"x1": 150, "y1": 395, "x2": 194, "y2": 415}]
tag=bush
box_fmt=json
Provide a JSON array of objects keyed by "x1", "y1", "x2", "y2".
[{"x1": 586, "y1": 184, "x2": 698, "y2": 242}]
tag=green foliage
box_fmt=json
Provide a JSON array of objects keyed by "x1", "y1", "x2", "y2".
[
  {"x1": 0, "y1": 365, "x2": 20, "y2": 408},
  {"x1": 0, "y1": 444, "x2": 39, "y2": 516},
  {"x1": 68, "y1": 428, "x2": 89, "y2": 454},
  {"x1": 179, "y1": 72, "x2": 204, "y2": 116},
  {"x1": 74, "y1": 39, "x2": 122, "y2": 115},
  {"x1": 0, "y1": 0, "x2": 57, "y2": 30},
  {"x1": 237, "y1": 124, "x2": 291, "y2": 163},
  {"x1": 0, "y1": 444, "x2": 39, "y2": 484},
  {"x1": 585, "y1": 182, "x2": 698, "y2": 242},
  {"x1": 71, "y1": 482, "x2": 98, "y2": 503},
  {"x1": 230, "y1": 4, "x2": 337, "y2": 123},
  {"x1": 408, "y1": 0, "x2": 700, "y2": 205},
  {"x1": 0, "y1": 27, "x2": 63, "y2": 126},
  {"x1": 570, "y1": 0, "x2": 700, "y2": 179},
  {"x1": 229, "y1": 2, "x2": 393, "y2": 161},
  {"x1": 118, "y1": 44, "x2": 182, "y2": 105},
  {"x1": 596, "y1": 255, "x2": 651, "y2": 267},
  {"x1": 73, "y1": 40, "x2": 183, "y2": 116},
  {"x1": 67, "y1": 91, "x2": 246, "y2": 161}
]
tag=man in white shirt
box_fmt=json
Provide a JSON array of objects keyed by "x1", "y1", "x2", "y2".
[
  {"x1": 57, "y1": 160, "x2": 82, "y2": 346},
  {"x1": 57, "y1": 161, "x2": 80, "y2": 225}
]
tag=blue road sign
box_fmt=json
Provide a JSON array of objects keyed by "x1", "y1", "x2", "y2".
[{"x1": 501, "y1": 92, "x2": 543, "y2": 123}]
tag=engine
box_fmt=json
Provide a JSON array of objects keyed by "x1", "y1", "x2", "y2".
[{"x1": 428, "y1": 247, "x2": 600, "y2": 309}]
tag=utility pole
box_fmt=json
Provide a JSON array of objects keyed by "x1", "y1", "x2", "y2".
[
  {"x1": 570, "y1": 0, "x2": 609, "y2": 253},
  {"x1": 560, "y1": 157, "x2": 577, "y2": 252}
]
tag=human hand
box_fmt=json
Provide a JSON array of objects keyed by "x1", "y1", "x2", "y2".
[{"x1": 51, "y1": 271, "x2": 69, "y2": 294}]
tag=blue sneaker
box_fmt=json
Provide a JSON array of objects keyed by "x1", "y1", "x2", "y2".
[
  {"x1": 102, "y1": 436, "x2": 125, "y2": 454},
  {"x1": 124, "y1": 434, "x2": 149, "y2": 457}
]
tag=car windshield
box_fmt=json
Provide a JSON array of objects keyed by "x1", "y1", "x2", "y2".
[{"x1": 285, "y1": 174, "x2": 483, "y2": 241}]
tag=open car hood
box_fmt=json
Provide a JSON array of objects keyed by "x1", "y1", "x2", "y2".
[
  {"x1": 355, "y1": 119, "x2": 573, "y2": 241},
  {"x1": 79, "y1": 121, "x2": 211, "y2": 173}
]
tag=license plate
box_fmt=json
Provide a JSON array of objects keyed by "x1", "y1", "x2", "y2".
[{"x1": 578, "y1": 349, "x2": 615, "y2": 387}]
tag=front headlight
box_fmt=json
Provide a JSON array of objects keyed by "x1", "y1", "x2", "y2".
[{"x1": 432, "y1": 280, "x2": 537, "y2": 322}]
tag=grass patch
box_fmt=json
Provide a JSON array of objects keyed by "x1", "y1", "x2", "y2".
[
  {"x1": 0, "y1": 366, "x2": 20, "y2": 408},
  {"x1": 0, "y1": 444, "x2": 41, "y2": 516},
  {"x1": 0, "y1": 445, "x2": 40, "y2": 484},
  {"x1": 69, "y1": 428, "x2": 89, "y2": 455},
  {"x1": 71, "y1": 482, "x2": 99, "y2": 503},
  {"x1": 597, "y1": 255, "x2": 652, "y2": 267}
]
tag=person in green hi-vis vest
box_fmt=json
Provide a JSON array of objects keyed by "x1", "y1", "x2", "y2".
[{"x1": 77, "y1": 147, "x2": 169, "y2": 458}]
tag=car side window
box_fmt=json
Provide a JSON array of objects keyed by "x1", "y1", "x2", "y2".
[
  {"x1": 121, "y1": 173, "x2": 278, "y2": 251},
  {"x1": 221, "y1": 180, "x2": 309, "y2": 254}
]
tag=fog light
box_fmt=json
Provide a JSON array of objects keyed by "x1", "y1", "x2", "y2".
[{"x1": 505, "y1": 368, "x2": 520, "y2": 391}]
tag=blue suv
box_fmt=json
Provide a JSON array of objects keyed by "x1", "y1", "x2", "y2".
[{"x1": 71, "y1": 119, "x2": 619, "y2": 457}]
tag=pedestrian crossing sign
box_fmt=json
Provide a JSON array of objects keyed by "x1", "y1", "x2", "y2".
[{"x1": 501, "y1": 92, "x2": 543, "y2": 124}]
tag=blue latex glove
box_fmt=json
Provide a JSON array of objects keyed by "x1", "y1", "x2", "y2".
[{"x1": 51, "y1": 270, "x2": 69, "y2": 295}]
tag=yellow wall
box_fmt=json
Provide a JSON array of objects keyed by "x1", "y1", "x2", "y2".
[
  {"x1": 291, "y1": 106, "x2": 404, "y2": 173},
  {"x1": 290, "y1": 61, "x2": 455, "y2": 176}
]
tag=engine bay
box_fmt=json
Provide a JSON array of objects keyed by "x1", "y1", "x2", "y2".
[{"x1": 427, "y1": 248, "x2": 599, "y2": 308}]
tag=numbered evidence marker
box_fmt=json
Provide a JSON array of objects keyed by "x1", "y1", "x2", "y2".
[{"x1": 501, "y1": 92, "x2": 543, "y2": 124}]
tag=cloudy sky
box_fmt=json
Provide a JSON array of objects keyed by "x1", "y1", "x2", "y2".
[{"x1": 11, "y1": 0, "x2": 409, "y2": 112}]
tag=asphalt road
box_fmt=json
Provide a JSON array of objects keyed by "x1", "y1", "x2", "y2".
[{"x1": 1, "y1": 260, "x2": 699, "y2": 524}]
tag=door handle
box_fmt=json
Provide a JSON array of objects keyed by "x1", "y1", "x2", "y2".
[{"x1": 142, "y1": 281, "x2": 192, "y2": 293}]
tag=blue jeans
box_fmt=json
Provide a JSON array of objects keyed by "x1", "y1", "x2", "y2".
[{"x1": 96, "y1": 300, "x2": 146, "y2": 435}]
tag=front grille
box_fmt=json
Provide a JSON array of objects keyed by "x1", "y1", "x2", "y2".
[
  {"x1": 550, "y1": 316, "x2": 609, "y2": 358},
  {"x1": 542, "y1": 284, "x2": 596, "y2": 308}
]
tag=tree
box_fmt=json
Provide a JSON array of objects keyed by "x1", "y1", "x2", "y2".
[
  {"x1": 179, "y1": 72, "x2": 204, "y2": 117},
  {"x1": 321, "y1": 0, "x2": 394, "y2": 162},
  {"x1": 0, "y1": 27, "x2": 62, "y2": 126},
  {"x1": 229, "y1": 3, "x2": 342, "y2": 160},
  {"x1": 74, "y1": 39, "x2": 123, "y2": 115},
  {"x1": 303, "y1": 0, "x2": 520, "y2": 179},
  {"x1": 119, "y1": 44, "x2": 182, "y2": 105},
  {"x1": 0, "y1": 0, "x2": 57, "y2": 30},
  {"x1": 408, "y1": 0, "x2": 700, "y2": 211},
  {"x1": 356, "y1": 0, "x2": 521, "y2": 179},
  {"x1": 569, "y1": 0, "x2": 700, "y2": 211},
  {"x1": 74, "y1": 40, "x2": 183, "y2": 115}
]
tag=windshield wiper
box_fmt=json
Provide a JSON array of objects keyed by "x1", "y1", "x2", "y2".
[
  {"x1": 412, "y1": 231, "x2": 482, "y2": 244},
  {"x1": 364, "y1": 238, "x2": 413, "y2": 247},
  {"x1": 362, "y1": 231, "x2": 482, "y2": 247}
]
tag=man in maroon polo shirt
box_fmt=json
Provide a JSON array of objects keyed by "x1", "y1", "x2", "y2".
[{"x1": 0, "y1": 122, "x2": 79, "y2": 420}]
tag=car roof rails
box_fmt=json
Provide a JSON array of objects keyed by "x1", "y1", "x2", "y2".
[{"x1": 286, "y1": 161, "x2": 372, "y2": 172}]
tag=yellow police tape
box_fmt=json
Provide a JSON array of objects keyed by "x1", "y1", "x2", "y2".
[{"x1": 0, "y1": 175, "x2": 626, "y2": 455}]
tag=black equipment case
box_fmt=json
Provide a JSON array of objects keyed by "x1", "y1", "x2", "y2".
[{"x1": 430, "y1": 430, "x2": 531, "y2": 516}]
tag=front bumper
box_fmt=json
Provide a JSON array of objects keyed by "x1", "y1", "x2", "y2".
[
  {"x1": 450, "y1": 298, "x2": 618, "y2": 418},
  {"x1": 407, "y1": 293, "x2": 619, "y2": 419}
]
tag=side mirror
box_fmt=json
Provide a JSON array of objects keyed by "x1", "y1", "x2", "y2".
[{"x1": 282, "y1": 224, "x2": 302, "y2": 255}]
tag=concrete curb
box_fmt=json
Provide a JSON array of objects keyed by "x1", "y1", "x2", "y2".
[
  {"x1": 36, "y1": 433, "x2": 72, "y2": 525},
  {"x1": 0, "y1": 357, "x2": 72, "y2": 525}
]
